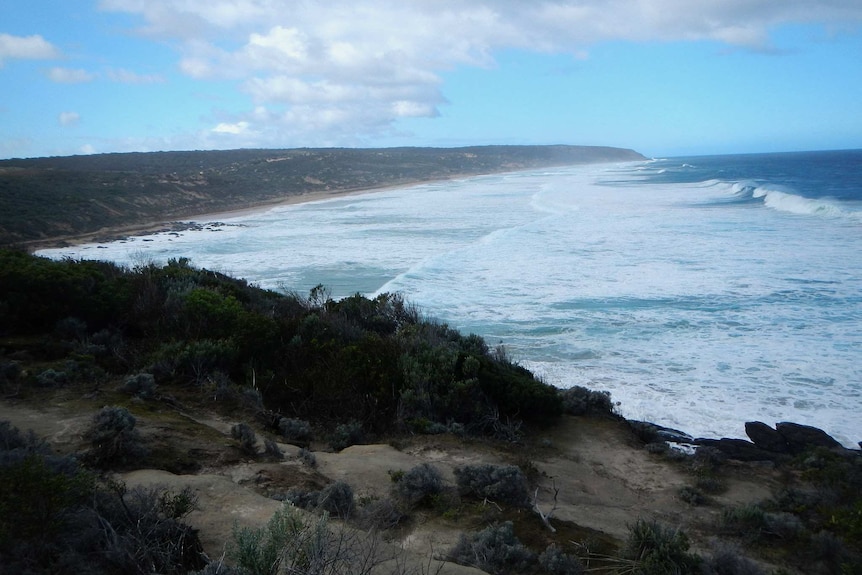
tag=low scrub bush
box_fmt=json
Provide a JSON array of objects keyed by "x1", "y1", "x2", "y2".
[
  {"x1": 286, "y1": 481, "x2": 355, "y2": 519},
  {"x1": 447, "y1": 521, "x2": 535, "y2": 575},
  {"x1": 1, "y1": 421, "x2": 203, "y2": 574},
  {"x1": 453, "y1": 463, "x2": 529, "y2": 507},
  {"x1": 623, "y1": 519, "x2": 701, "y2": 574},
  {"x1": 120, "y1": 372, "x2": 157, "y2": 398},
  {"x1": 263, "y1": 438, "x2": 283, "y2": 459},
  {"x1": 329, "y1": 420, "x2": 364, "y2": 451},
  {"x1": 701, "y1": 543, "x2": 766, "y2": 575},
  {"x1": 298, "y1": 447, "x2": 317, "y2": 467},
  {"x1": 231, "y1": 422, "x2": 257, "y2": 456},
  {"x1": 278, "y1": 417, "x2": 313, "y2": 443},
  {"x1": 357, "y1": 497, "x2": 405, "y2": 531},
  {"x1": 559, "y1": 385, "x2": 615, "y2": 416},
  {"x1": 538, "y1": 544, "x2": 585, "y2": 575},
  {"x1": 35, "y1": 368, "x2": 69, "y2": 387},
  {"x1": 225, "y1": 502, "x2": 385, "y2": 575},
  {"x1": 392, "y1": 462, "x2": 444, "y2": 507},
  {"x1": 84, "y1": 406, "x2": 147, "y2": 468},
  {"x1": 678, "y1": 485, "x2": 707, "y2": 506}
]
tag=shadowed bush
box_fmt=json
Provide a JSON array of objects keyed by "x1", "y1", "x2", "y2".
[
  {"x1": 447, "y1": 521, "x2": 535, "y2": 575},
  {"x1": 84, "y1": 406, "x2": 147, "y2": 468},
  {"x1": 285, "y1": 481, "x2": 355, "y2": 519},
  {"x1": 453, "y1": 463, "x2": 529, "y2": 507},
  {"x1": 231, "y1": 422, "x2": 258, "y2": 456},
  {"x1": 559, "y1": 385, "x2": 615, "y2": 416},
  {"x1": 278, "y1": 417, "x2": 313, "y2": 443},
  {"x1": 392, "y1": 462, "x2": 445, "y2": 507},
  {"x1": 538, "y1": 544, "x2": 585, "y2": 575},
  {"x1": 623, "y1": 519, "x2": 702, "y2": 575}
]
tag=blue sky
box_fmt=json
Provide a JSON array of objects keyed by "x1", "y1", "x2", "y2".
[{"x1": 2, "y1": 1, "x2": 861, "y2": 159}]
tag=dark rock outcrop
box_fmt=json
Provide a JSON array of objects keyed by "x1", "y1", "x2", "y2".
[
  {"x1": 628, "y1": 420, "x2": 693, "y2": 444},
  {"x1": 745, "y1": 421, "x2": 790, "y2": 453},
  {"x1": 775, "y1": 422, "x2": 842, "y2": 454},
  {"x1": 693, "y1": 438, "x2": 782, "y2": 462}
]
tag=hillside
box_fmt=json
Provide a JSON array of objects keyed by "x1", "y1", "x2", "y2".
[
  {"x1": 1, "y1": 251, "x2": 860, "y2": 574},
  {"x1": 0, "y1": 145, "x2": 645, "y2": 247}
]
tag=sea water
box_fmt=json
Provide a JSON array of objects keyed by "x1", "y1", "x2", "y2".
[{"x1": 38, "y1": 150, "x2": 862, "y2": 446}]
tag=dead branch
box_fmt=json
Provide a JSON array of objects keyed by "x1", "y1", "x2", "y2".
[{"x1": 531, "y1": 480, "x2": 559, "y2": 533}]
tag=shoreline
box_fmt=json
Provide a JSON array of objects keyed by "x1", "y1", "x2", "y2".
[{"x1": 25, "y1": 173, "x2": 488, "y2": 253}]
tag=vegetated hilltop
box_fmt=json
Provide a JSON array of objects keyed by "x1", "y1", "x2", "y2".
[
  {"x1": 1, "y1": 251, "x2": 860, "y2": 575},
  {"x1": 0, "y1": 145, "x2": 645, "y2": 247}
]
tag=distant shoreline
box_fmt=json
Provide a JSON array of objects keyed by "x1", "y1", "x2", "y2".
[{"x1": 25, "y1": 176, "x2": 460, "y2": 253}]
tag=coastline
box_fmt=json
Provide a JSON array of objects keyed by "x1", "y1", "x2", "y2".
[{"x1": 25, "y1": 173, "x2": 485, "y2": 253}]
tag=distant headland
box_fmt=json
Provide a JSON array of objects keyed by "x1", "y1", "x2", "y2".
[{"x1": 0, "y1": 145, "x2": 645, "y2": 249}]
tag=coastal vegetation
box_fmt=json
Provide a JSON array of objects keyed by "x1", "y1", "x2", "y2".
[
  {"x1": 0, "y1": 145, "x2": 645, "y2": 248},
  {"x1": 1, "y1": 250, "x2": 860, "y2": 574}
]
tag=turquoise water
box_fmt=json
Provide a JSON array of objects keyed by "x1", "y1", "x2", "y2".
[{"x1": 39, "y1": 150, "x2": 862, "y2": 446}]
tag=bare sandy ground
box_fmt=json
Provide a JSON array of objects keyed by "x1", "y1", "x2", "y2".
[{"x1": 0, "y1": 396, "x2": 777, "y2": 573}]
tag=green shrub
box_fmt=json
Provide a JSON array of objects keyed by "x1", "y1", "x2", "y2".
[
  {"x1": 263, "y1": 438, "x2": 283, "y2": 460},
  {"x1": 392, "y1": 462, "x2": 444, "y2": 507},
  {"x1": 120, "y1": 372, "x2": 157, "y2": 398},
  {"x1": 447, "y1": 521, "x2": 536, "y2": 575},
  {"x1": 298, "y1": 447, "x2": 317, "y2": 467},
  {"x1": 720, "y1": 505, "x2": 768, "y2": 540},
  {"x1": 231, "y1": 422, "x2": 257, "y2": 456},
  {"x1": 701, "y1": 543, "x2": 765, "y2": 575},
  {"x1": 35, "y1": 368, "x2": 69, "y2": 387},
  {"x1": 538, "y1": 544, "x2": 585, "y2": 575},
  {"x1": 278, "y1": 417, "x2": 313, "y2": 443},
  {"x1": 1, "y1": 421, "x2": 202, "y2": 574},
  {"x1": 559, "y1": 385, "x2": 615, "y2": 416},
  {"x1": 286, "y1": 481, "x2": 355, "y2": 519},
  {"x1": 678, "y1": 485, "x2": 707, "y2": 506},
  {"x1": 453, "y1": 463, "x2": 529, "y2": 507},
  {"x1": 84, "y1": 406, "x2": 147, "y2": 468},
  {"x1": 226, "y1": 502, "x2": 382, "y2": 575},
  {"x1": 329, "y1": 420, "x2": 364, "y2": 451},
  {"x1": 357, "y1": 497, "x2": 405, "y2": 531},
  {"x1": 623, "y1": 519, "x2": 701, "y2": 574}
]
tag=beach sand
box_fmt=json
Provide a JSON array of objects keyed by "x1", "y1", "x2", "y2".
[{"x1": 25, "y1": 175, "x2": 477, "y2": 253}]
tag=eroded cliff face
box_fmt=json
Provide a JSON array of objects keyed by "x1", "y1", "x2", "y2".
[{"x1": 0, "y1": 146, "x2": 645, "y2": 246}]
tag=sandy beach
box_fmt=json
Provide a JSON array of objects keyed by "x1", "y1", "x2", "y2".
[{"x1": 25, "y1": 176, "x2": 464, "y2": 253}]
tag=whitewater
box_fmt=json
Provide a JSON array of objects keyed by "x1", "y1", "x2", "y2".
[{"x1": 38, "y1": 150, "x2": 862, "y2": 447}]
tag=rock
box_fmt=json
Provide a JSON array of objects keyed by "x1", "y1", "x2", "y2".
[
  {"x1": 628, "y1": 420, "x2": 693, "y2": 444},
  {"x1": 693, "y1": 438, "x2": 782, "y2": 462},
  {"x1": 745, "y1": 421, "x2": 789, "y2": 453},
  {"x1": 775, "y1": 422, "x2": 842, "y2": 454}
]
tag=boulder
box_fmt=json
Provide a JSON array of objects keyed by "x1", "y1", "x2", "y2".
[
  {"x1": 693, "y1": 438, "x2": 781, "y2": 462},
  {"x1": 775, "y1": 422, "x2": 841, "y2": 454},
  {"x1": 628, "y1": 420, "x2": 693, "y2": 444},
  {"x1": 745, "y1": 421, "x2": 789, "y2": 453}
]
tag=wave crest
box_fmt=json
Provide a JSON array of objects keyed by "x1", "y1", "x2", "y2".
[{"x1": 729, "y1": 181, "x2": 858, "y2": 220}]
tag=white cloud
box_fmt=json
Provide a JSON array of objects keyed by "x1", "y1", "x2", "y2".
[
  {"x1": 80, "y1": 144, "x2": 97, "y2": 155},
  {"x1": 0, "y1": 33, "x2": 59, "y2": 66},
  {"x1": 47, "y1": 67, "x2": 97, "y2": 83},
  {"x1": 106, "y1": 67, "x2": 165, "y2": 84},
  {"x1": 212, "y1": 121, "x2": 250, "y2": 134},
  {"x1": 99, "y1": 0, "x2": 862, "y2": 146},
  {"x1": 58, "y1": 111, "x2": 80, "y2": 126}
]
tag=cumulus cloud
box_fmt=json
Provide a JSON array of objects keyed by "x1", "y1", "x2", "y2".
[
  {"x1": 99, "y1": 0, "x2": 862, "y2": 146},
  {"x1": 0, "y1": 33, "x2": 59, "y2": 66},
  {"x1": 58, "y1": 111, "x2": 80, "y2": 126},
  {"x1": 47, "y1": 67, "x2": 97, "y2": 83}
]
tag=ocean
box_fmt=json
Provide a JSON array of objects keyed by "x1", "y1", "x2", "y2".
[{"x1": 37, "y1": 149, "x2": 862, "y2": 447}]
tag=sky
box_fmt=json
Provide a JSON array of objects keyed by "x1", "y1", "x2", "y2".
[{"x1": 2, "y1": 1, "x2": 862, "y2": 159}]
